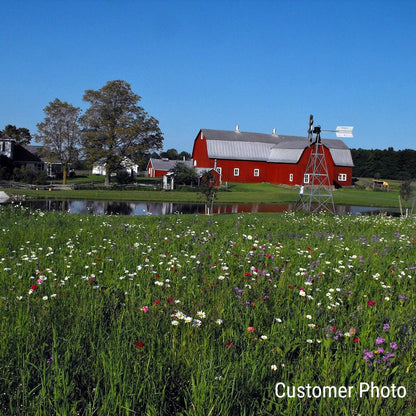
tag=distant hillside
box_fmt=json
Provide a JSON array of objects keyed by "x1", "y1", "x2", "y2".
[{"x1": 351, "y1": 148, "x2": 416, "y2": 180}]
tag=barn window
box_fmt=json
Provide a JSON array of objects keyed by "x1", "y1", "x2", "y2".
[
  {"x1": 338, "y1": 173, "x2": 347, "y2": 181},
  {"x1": 303, "y1": 174, "x2": 310, "y2": 184},
  {"x1": 217, "y1": 167, "x2": 222, "y2": 175},
  {"x1": 289, "y1": 173, "x2": 293, "y2": 182},
  {"x1": 253, "y1": 169, "x2": 259, "y2": 177},
  {"x1": 234, "y1": 168, "x2": 240, "y2": 176},
  {"x1": 193, "y1": 160, "x2": 197, "y2": 167}
]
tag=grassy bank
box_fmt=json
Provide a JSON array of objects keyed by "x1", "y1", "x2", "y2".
[
  {"x1": 0, "y1": 181, "x2": 407, "y2": 208},
  {"x1": 1, "y1": 207, "x2": 415, "y2": 414}
]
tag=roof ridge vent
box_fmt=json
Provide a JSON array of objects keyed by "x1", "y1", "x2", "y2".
[
  {"x1": 272, "y1": 128, "x2": 278, "y2": 135},
  {"x1": 235, "y1": 124, "x2": 240, "y2": 133}
]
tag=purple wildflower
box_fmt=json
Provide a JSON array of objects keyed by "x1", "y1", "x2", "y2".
[{"x1": 375, "y1": 337, "x2": 385, "y2": 345}]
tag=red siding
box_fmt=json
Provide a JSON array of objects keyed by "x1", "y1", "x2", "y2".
[
  {"x1": 147, "y1": 160, "x2": 169, "y2": 178},
  {"x1": 216, "y1": 160, "x2": 268, "y2": 183},
  {"x1": 154, "y1": 170, "x2": 168, "y2": 178},
  {"x1": 191, "y1": 132, "x2": 212, "y2": 168}
]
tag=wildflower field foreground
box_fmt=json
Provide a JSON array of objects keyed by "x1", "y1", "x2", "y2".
[{"x1": 1, "y1": 207, "x2": 416, "y2": 415}]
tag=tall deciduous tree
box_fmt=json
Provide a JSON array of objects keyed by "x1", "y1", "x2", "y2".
[
  {"x1": 80, "y1": 80, "x2": 163, "y2": 186},
  {"x1": 36, "y1": 98, "x2": 81, "y2": 184}
]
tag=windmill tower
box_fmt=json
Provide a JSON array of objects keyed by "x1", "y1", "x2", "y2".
[{"x1": 296, "y1": 115, "x2": 335, "y2": 213}]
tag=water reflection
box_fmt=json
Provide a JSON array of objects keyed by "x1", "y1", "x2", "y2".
[{"x1": 14, "y1": 199, "x2": 395, "y2": 216}]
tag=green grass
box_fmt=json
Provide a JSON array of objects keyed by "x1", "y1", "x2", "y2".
[
  {"x1": 332, "y1": 188, "x2": 402, "y2": 207},
  {"x1": 0, "y1": 180, "x2": 410, "y2": 208},
  {"x1": 1, "y1": 207, "x2": 416, "y2": 414}
]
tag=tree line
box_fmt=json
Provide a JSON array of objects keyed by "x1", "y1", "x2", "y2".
[{"x1": 351, "y1": 148, "x2": 416, "y2": 180}]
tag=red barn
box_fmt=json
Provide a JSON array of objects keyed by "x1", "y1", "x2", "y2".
[
  {"x1": 191, "y1": 128, "x2": 354, "y2": 187},
  {"x1": 147, "y1": 158, "x2": 193, "y2": 178}
]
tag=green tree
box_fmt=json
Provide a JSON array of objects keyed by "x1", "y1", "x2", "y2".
[
  {"x1": 160, "y1": 148, "x2": 179, "y2": 160},
  {"x1": 2, "y1": 124, "x2": 32, "y2": 145},
  {"x1": 199, "y1": 170, "x2": 217, "y2": 214},
  {"x1": 399, "y1": 180, "x2": 414, "y2": 216},
  {"x1": 399, "y1": 180, "x2": 413, "y2": 202},
  {"x1": 36, "y1": 98, "x2": 81, "y2": 184},
  {"x1": 80, "y1": 80, "x2": 163, "y2": 186},
  {"x1": 172, "y1": 162, "x2": 198, "y2": 185},
  {"x1": 178, "y1": 150, "x2": 192, "y2": 160}
]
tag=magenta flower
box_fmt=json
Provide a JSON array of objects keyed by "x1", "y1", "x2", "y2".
[
  {"x1": 141, "y1": 306, "x2": 149, "y2": 312},
  {"x1": 375, "y1": 337, "x2": 385, "y2": 345}
]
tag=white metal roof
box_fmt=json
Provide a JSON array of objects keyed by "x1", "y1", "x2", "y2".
[
  {"x1": 268, "y1": 148, "x2": 304, "y2": 163},
  {"x1": 200, "y1": 129, "x2": 353, "y2": 167},
  {"x1": 327, "y1": 148, "x2": 354, "y2": 167},
  {"x1": 206, "y1": 140, "x2": 274, "y2": 161}
]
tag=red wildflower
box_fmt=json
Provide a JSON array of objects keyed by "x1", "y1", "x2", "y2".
[
  {"x1": 354, "y1": 338, "x2": 360, "y2": 343},
  {"x1": 154, "y1": 300, "x2": 161, "y2": 305},
  {"x1": 288, "y1": 285, "x2": 293, "y2": 290},
  {"x1": 368, "y1": 300, "x2": 375, "y2": 306},
  {"x1": 247, "y1": 326, "x2": 255, "y2": 333},
  {"x1": 135, "y1": 342, "x2": 144, "y2": 348},
  {"x1": 226, "y1": 341, "x2": 233, "y2": 348},
  {"x1": 31, "y1": 284, "x2": 37, "y2": 291},
  {"x1": 167, "y1": 297, "x2": 173, "y2": 303}
]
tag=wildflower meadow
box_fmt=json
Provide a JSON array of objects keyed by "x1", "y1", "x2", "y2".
[{"x1": 1, "y1": 206, "x2": 415, "y2": 415}]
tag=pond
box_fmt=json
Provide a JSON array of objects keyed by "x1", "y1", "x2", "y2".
[{"x1": 11, "y1": 199, "x2": 398, "y2": 216}]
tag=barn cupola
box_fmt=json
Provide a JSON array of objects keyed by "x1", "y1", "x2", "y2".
[{"x1": 235, "y1": 124, "x2": 240, "y2": 133}]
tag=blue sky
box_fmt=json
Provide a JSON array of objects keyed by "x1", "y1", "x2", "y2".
[{"x1": 1, "y1": 0, "x2": 415, "y2": 152}]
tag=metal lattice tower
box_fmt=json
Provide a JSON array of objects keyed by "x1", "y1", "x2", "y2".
[{"x1": 296, "y1": 115, "x2": 335, "y2": 214}]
